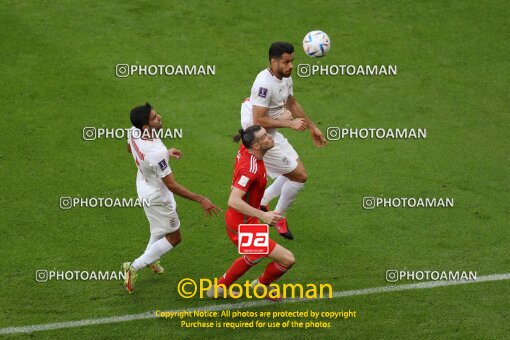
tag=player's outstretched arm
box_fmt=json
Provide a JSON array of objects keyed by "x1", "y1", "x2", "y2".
[
  {"x1": 253, "y1": 105, "x2": 307, "y2": 131},
  {"x1": 286, "y1": 97, "x2": 327, "y2": 147},
  {"x1": 162, "y1": 173, "x2": 221, "y2": 217},
  {"x1": 228, "y1": 187, "x2": 281, "y2": 225}
]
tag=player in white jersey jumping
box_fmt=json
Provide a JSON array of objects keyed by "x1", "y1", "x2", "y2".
[
  {"x1": 241, "y1": 42, "x2": 327, "y2": 240},
  {"x1": 122, "y1": 102, "x2": 221, "y2": 293}
]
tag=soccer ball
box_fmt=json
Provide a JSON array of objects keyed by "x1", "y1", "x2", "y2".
[{"x1": 302, "y1": 30, "x2": 331, "y2": 57}]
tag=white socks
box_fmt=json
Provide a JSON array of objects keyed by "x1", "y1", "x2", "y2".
[
  {"x1": 275, "y1": 180, "x2": 305, "y2": 214},
  {"x1": 145, "y1": 234, "x2": 165, "y2": 252},
  {"x1": 261, "y1": 176, "x2": 289, "y2": 206},
  {"x1": 261, "y1": 176, "x2": 305, "y2": 214},
  {"x1": 132, "y1": 237, "x2": 173, "y2": 271}
]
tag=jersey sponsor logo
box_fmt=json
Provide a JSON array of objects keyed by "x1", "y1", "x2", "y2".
[
  {"x1": 158, "y1": 159, "x2": 168, "y2": 171},
  {"x1": 238, "y1": 175, "x2": 249, "y2": 187},
  {"x1": 238, "y1": 224, "x2": 269, "y2": 254},
  {"x1": 258, "y1": 87, "x2": 268, "y2": 98}
]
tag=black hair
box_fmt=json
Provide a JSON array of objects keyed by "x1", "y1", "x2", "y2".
[
  {"x1": 233, "y1": 125, "x2": 263, "y2": 148},
  {"x1": 130, "y1": 102, "x2": 153, "y2": 130},
  {"x1": 269, "y1": 42, "x2": 294, "y2": 61}
]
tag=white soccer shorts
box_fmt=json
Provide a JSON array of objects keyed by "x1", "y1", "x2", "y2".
[
  {"x1": 263, "y1": 132, "x2": 299, "y2": 179},
  {"x1": 143, "y1": 194, "x2": 180, "y2": 235}
]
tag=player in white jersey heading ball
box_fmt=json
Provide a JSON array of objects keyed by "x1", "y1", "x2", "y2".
[
  {"x1": 241, "y1": 42, "x2": 327, "y2": 240},
  {"x1": 122, "y1": 102, "x2": 221, "y2": 293}
]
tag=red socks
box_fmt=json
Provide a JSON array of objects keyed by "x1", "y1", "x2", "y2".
[
  {"x1": 258, "y1": 261, "x2": 289, "y2": 285},
  {"x1": 217, "y1": 258, "x2": 290, "y2": 287},
  {"x1": 217, "y1": 256, "x2": 253, "y2": 287}
]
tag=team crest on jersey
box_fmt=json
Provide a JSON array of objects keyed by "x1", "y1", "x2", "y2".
[
  {"x1": 158, "y1": 159, "x2": 168, "y2": 171},
  {"x1": 258, "y1": 87, "x2": 268, "y2": 98}
]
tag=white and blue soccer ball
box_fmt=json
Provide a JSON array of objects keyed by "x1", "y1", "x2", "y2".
[{"x1": 302, "y1": 30, "x2": 331, "y2": 57}]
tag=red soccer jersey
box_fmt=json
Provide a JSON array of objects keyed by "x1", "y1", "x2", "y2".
[{"x1": 225, "y1": 144, "x2": 267, "y2": 226}]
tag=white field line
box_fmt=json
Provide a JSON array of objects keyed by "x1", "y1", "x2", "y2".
[{"x1": 1, "y1": 273, "x2": 508, "y2": 335}]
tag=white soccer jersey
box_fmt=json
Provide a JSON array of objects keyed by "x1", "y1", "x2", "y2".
[
  {"x1": 127, "y1": 127, "x2": 176, "y2": 211},
  {"x1": 241, "y1": 68, "x2": 293, "y2": 136}
]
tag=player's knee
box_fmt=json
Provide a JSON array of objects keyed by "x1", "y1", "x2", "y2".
[
  {"x1": 295, "y1": 170, "x2": 308, "y2": 183},
  {"x1": 173, "y1": 235, "x2": 181, "y2": 246},
  {"x1": 287, "y1": 169, "x2": 308, "y2": 183},
  {"x1": 280, "y1": 252, "x2": 295, "y2": 268},
  {"x1": 166, "y1": 232, "x2": 181, "y2": 247}
]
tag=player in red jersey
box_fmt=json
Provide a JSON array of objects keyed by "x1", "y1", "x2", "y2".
[{"x1": 208, "y1": 125, "x2": 295, "y2": 300}]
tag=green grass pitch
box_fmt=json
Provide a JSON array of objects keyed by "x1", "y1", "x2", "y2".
[{"x1": 0, "y1": 0, "x2": 508, "y2": 338}]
